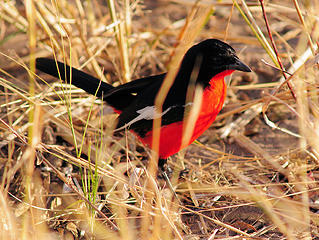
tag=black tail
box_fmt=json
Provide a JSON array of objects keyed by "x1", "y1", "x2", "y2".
[{"x1": 36, "y1": 58, "x2": 114, "y2": 98}]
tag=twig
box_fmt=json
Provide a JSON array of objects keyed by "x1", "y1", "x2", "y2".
[{"x1": 259, "y1": 0, "x2": 296, "y2": 100}]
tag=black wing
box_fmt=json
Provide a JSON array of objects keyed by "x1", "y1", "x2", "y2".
[
  {"x1": 116, "y1": 78, "x2": 190, "y2": 137},
  {"x1": 103, "y1": 73, "x2": 166, "y2": 98},
  {"x1": 117, "y1": 104, "x2": 188, "y2": 138},
  {"x1": 103, "y1": 74, "x2": 166, "y2": 111}
]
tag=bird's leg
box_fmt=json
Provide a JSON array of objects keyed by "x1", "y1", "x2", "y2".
[
  {"x1": 158, "y1": 158, "x2": 181, "y2": 203},
  {"x1": 158, "y1": 158, "x2": 167, "y2": 172}
]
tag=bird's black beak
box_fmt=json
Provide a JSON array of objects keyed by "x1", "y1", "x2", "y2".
[{"x1": 228, "y1": 57, "x2": 252, "y2": 72}]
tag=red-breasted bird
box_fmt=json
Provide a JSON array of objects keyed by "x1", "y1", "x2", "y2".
[{"x1": 36, "y1": 39, "x2": 251, "y2": 170}]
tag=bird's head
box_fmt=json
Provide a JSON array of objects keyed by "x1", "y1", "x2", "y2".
[{"x1": 179, "y1": 39, "x2": 251, "y2": 87}]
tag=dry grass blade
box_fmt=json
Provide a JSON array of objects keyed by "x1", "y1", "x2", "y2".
[{"x1": 107, "y1": 0, "x2": 131, "y2": 83}]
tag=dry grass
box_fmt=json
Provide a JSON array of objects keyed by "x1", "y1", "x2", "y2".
[{"x1": 1, "y1": 0, "x2": 319, "y2": 239}]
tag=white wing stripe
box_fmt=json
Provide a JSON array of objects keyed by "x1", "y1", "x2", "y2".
[{"x1": 115, "y1": 106, "x2": 172, "y2": 131}]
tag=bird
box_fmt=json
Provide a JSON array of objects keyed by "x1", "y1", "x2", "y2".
[{"x1": 36, "y1": 39, "x2": 251, "y2": 170}]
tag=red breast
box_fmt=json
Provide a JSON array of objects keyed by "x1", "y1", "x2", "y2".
[{"x1": 137, "y1": 70, "x2": 232, "y2": 158}]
